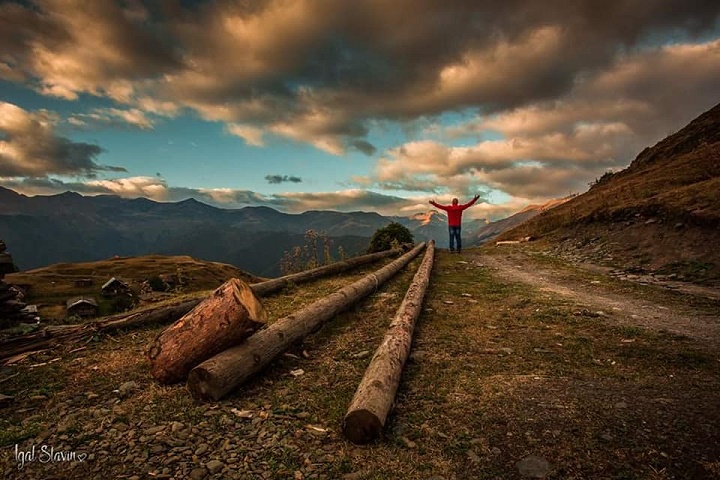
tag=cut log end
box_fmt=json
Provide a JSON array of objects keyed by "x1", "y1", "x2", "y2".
[
  {"x1": 187, "y1": 366, "x2": 218, "y2": 402},
  {"x1": 342, "y1": 409, "x2": 383, "y2": 444},
  {"x1": 149, "y1": 277, "x2": 266, "y2": 385}
]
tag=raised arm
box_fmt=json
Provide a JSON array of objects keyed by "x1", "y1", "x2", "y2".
[
  {"x1": 460, "y1": 195, "x2": 481, "y2": 210},
  {"x1": 429, "y1": 200, "x2": 449, "y2": 211}
]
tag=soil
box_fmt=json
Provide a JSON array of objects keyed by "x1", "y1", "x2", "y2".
[{"x1": 480, "y1": 249, "x2": 720, "y2": 344}]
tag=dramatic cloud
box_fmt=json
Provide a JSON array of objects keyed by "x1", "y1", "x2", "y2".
[
  {"x1": 2, "y1": 0, "x2": 718, "y2": 154},
  {"x1": 265, "y1": 174, "x2": 303, "y2": 184},
  {"x1": 359, "y1": 37, "x2": 720, "y2": 204},
  {"x1": 2, "y1": 1, "x2": 720, "y2": 220},
  {"x1": 0, "y1": 102, "x2": 125, "y2": 177},
  {"x1": 0, "y1": 0, "x2": 180, "y2": 101}
]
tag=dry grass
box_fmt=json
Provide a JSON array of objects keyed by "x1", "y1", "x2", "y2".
[{"x1": 1, "y1": 249, "x2": 718, "y2": 479}]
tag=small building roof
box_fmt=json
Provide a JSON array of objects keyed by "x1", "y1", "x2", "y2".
[
  {"x1": 21, "y1": 305, "x2": 38, "y2": 314},
  {"x1": 102, "y1": 277, "x2": 129, "y2": 290},
  {"x1": 66, "y1": 297, "x2": 99, "y2": 309}
]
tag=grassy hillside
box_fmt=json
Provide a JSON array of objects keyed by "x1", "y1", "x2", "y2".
[
  {"x1": 499, "y1": 103, "x2": 720, "y2": 283},
  {"x1": 5, "y1": 255, "x2": 264, "y2": 320}
]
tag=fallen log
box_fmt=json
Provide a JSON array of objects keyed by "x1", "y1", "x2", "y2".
[
  {"x1": 343, "y1": 240, "x2": 435, "y2": 444},
  {"x1": 250, "y1": 248, "x2": 400, "y2": 296},
  {"x1": 0, "y1": 249, "x2": 399, "y2": 362},
  {"x1": 0, "y1": 298, "x2": 203, "y2": 363},
  {"x1": 148, "y1": 279, "x2": 266, "y2": 384},
  {"x1": 187, "y1": 242, "x2": 427, "y2": 401}
]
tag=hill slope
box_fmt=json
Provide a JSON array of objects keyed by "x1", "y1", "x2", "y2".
[
  {"x1": 469, "y1": 196, "x2": 575, "y2": 246},
  {"x1": 498, "y1": 102, "x2": 720, "y2": 283},
  {"x1": 5, "y1": 255, "x2": 263, "y2": 319}
]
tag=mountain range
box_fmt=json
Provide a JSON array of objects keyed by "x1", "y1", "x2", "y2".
[{"x1": 0, "y1": 188, "x2": 497, "y2": 276}]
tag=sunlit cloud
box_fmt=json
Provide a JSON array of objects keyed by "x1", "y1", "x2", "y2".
[{"x1": 0, "y1": 101, "x2": 125, "y2": 177}]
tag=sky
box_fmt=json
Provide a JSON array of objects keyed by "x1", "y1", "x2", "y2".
[{"x1": 1, "y1": 0, "x2": 719, "y2": 221}]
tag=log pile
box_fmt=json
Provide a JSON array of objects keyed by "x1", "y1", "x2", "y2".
[
  {"x1": 148, "y1": 278, "x2": 267, "y2": 384},
  {"x1": 0, "y1": 240, "x2": 35, "y2": 327},
  {"x1": 187, "y1": 242, "x2": 427, "y2": 401}
]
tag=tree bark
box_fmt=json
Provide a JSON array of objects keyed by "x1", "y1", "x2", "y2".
[
  {"x1": 147, "y1": 278, "x2": 267, "y2": 384},
  {"x1": 342, "y1": 241, "x2": 435, "y2": 444},
  {"x1": 187, "y1": 242, "x2": 427, "y2": 401}
]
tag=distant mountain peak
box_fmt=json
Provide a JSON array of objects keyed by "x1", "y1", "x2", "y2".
[
  {"x1": 518, "y1": 195, "x2": 576, "y2": 214},
  {"x1": 411, "y1": 210, "x2": 443, "y2": 226}
]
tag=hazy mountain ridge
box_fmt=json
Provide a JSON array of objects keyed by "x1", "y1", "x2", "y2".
[
  {"x1": 469, "y1": 196, "x2": 576, "y2": 246},
  {"x1": 0, "y1": 188, "x2": 478, "y2": 275}
]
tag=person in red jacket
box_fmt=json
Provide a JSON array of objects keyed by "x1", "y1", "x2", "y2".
[{"x1": 429, "y1": 195, "x2": 480, "y2": 253}]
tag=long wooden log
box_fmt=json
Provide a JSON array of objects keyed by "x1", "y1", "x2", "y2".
[
  {"x1": 0, "y1": 249, "x2": 399, "y2": 362},
  {"x1": 342, "y1": 240, "x2": 435, "y2": 444},
  {"x1": 250, "y1": 248, "x2": 400, "y2": 296},
  {"x1": 0, "y1": 298, "x2": 203, "y2": 362},
  {"x1": 187, "y1": 242, "x2": 428, "y2": 401},
  {"x1": 148, "y1": 279, "x2": 267, "y2": 384}
]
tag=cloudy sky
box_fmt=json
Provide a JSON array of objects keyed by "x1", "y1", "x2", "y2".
[{"x1": 1, "y1": 0, "x2": 719, "y2": 220}]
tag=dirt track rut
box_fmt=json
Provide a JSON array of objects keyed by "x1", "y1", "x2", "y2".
[{"x1": 477, "y1": 251, "x2": 720, "y2": 345}]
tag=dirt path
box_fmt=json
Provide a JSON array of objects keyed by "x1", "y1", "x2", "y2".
[{"x1": 477, "y1": 250, "x2": 720, "y2": 345}]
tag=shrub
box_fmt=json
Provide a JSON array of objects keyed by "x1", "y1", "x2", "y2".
[
  {"x1": 367, "y1": 222, "x2": 414, "y2": 253},
  {"x1": 147, "y1": 275, "x2": 167, "y2": 292}
]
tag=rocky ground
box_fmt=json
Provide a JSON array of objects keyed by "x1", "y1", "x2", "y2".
[{"x1": 2, "y1": 246, "x2": 719, "y2": 479}]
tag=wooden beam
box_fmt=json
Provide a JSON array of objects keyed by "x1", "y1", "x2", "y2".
[{"x1": 342, "y1": 241, "x2": 435, "y2": 444}]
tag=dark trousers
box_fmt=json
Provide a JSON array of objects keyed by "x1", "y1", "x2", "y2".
[{"x1": 448, "y1": 226, "x2": 462, "y2": 252}]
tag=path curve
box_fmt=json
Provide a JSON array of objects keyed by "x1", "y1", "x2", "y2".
[{"x1": 477, "y1": 252, "x2": 720, "y2": 345}]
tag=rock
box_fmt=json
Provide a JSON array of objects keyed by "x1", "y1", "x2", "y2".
[
  {"x1": 614, "y1": 401, "x2": 628, "y2": 409},
  {"x1": 491, "y1": 447, "x2": 501, "y2": 456},
  {"x1": 86, "y1": 392, "x2": 100, "y2": 399},
  {"x1": 195, "y1": 443, "x2": 209, "y2": 456},
  {"x1": 467, "y1": 450, "x2": 481, "y2": 463},
  {"x1": 343, "y1": 473, "x2": 363, "y2": 480},
  {"x1": 206, "y1": 460, "x2": 224, "y2": 474},
  {"x1": 516, "y1": 455, "x2": 551, "y2": 478},
  {"x1": 118, "y1": 381, "x2": 140, "y2": 396},
  {"x1": 144, "y1": 426, "x2": 164, "y2": 435},
  {"x1": 171, "y1": 421, "x2": 185, "y2": 432},
  {"x1": 351, "y1": 350, "x2": 370, "y2": 359},
  {"x1": 290, "y1": 369, "x2": 305, "y2": 377},
  {"x1": 400, "y1": 436, "x2": 417, "y2": 449},
  {"x1": 190, "y1": 467, "x2": 207, "y2": 480}
]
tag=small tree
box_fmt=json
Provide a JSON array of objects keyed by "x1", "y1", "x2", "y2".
[{"x1": 367, "y1": 222, "x2": 414, "y2": 253}]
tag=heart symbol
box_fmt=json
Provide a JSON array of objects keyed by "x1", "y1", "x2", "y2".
[{"x1": 77, "y1": 453, "x2": 88, "y2": 462}]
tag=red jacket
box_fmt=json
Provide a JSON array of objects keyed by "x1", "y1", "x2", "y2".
[{"x1": 430, "y1": 197, "x2": 479, "y2": 227}]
